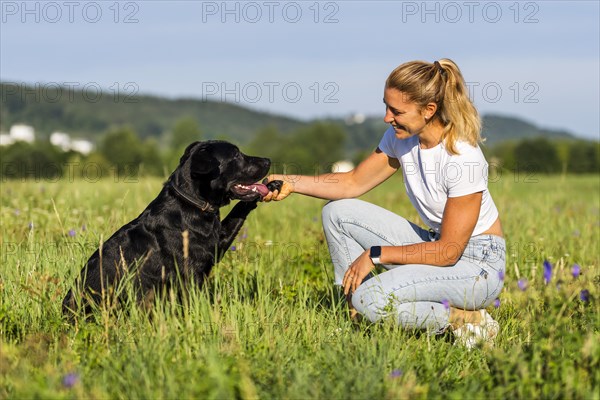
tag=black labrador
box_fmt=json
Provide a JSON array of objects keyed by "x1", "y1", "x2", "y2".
[{"x1": 62, "y1": 140, "x2": 281, "y2": 316}]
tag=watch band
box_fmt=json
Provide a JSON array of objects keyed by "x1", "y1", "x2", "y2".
[{"x1": 369, "y1": 246, "x2": 382, "y2": 265}]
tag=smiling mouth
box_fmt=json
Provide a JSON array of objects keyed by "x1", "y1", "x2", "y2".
[{"x1": 391, "y1": 124, "x2": 407, "y2": 132}]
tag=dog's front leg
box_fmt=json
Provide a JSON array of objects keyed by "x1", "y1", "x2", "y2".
[{"x1": 217, "y1": 201, "x2": 258, "y2": 262}]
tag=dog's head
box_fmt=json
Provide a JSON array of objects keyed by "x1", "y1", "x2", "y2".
[{"x1": 175, "y1": 140, "x2": 271, "y2": 207}]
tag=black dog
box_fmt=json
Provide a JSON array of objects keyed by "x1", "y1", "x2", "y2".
[{"x1": 62, "y1": 140, "x2": 281, "y2": 316}]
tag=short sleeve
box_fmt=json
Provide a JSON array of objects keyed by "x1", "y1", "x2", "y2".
[
  {"x1": 445, "y1": 144, "x2": 489, "y2": 198},
  {"x1": 377, "y1": 126, "x2": 397, "y2": 158}
]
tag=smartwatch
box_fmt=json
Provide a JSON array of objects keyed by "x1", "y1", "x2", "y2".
[{"x1": 369, "y1": 246, "x2": 382, "y2": 265}]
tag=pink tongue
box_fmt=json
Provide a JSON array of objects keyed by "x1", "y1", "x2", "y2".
[{"x1": 248, "y1": 183, "x2": 269, "y2": 197}]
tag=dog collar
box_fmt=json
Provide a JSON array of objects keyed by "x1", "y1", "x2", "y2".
[{"x1": 167, "y1": 182, "x2": 217, "y2": 213}]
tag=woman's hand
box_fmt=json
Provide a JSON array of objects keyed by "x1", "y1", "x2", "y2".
[
  {"x1": 342, "y1": 250, "x2": 375, "y2": 295},
  {"x1": 261, "y1": 175, "x2": 295, "y2": 202}
]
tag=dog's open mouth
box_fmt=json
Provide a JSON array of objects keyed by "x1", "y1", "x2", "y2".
[{"x1": 230, "y1": 182, "x2": 270, "y2": 200}]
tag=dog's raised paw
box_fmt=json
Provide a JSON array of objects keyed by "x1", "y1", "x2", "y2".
[{"x1": 265, "y1": 180, "x2": 283, "y2": 193}]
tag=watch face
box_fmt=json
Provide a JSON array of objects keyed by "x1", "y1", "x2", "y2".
[{"x1": 370, "y1": 246, "x2": 381, "y2": 258}]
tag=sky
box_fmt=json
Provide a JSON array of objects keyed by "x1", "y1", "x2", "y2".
[{"x1": 1, "y1": 0, "x2": 599, "y2": 140}]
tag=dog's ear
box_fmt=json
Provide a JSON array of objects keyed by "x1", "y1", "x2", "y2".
[
  {"x1": 189, "y1": 148, "x2": 220, "y2": 179},
  {"x1": 179, "y1": 141, "x2": 201, "y2": 164}
]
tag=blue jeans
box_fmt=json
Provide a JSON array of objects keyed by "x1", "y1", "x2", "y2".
[{"x1": 322, "y1": 199, "x2": 506, "y2": 333}]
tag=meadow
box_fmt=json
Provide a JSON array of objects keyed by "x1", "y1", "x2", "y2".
[{"x1": 1, "y1": 171, "x2": 598, "y2": 399}]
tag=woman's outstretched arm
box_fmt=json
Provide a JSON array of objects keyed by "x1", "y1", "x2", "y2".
[{"x1": 263, "y1": 148, "x2": 400, "y2": 202}]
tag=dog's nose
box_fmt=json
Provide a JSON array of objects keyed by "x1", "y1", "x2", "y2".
[{"x1": 260, "y1": 157, "x2": 271, "y2": 169}]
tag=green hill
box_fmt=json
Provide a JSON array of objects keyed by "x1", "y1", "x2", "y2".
[
  {"x1": 481, "y1": 114, "x2": 575, "y2": 144},
  {"x1": 1, "y1": 82, "x2": 584, "y2": 154},
  {"x1": 0, "y1": 82, "x2": 305, "y2": 142}
]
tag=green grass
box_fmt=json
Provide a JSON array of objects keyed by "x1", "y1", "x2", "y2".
[{"x1": 1, "y1": 173, "x2": 599, "y2": 399}]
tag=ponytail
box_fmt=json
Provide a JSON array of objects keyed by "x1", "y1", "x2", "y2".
[{"x1": 385, "y1": 58, "x2": 482, "y2": 155}]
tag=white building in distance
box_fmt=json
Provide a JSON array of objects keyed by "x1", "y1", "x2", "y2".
[
  {"x1": 9, "y1": 124, "x2": 35, "y2": 143},
  {"x1": 0, "y1": 133, "x2": 13, "y2": 146},
  {"x1": 50, "y1": 132, "x2": 71, "y2": 151},
  {"x1": 1, "y1": 126, "x2": 93, "y2": 155},
  {"x1": 50, "y1": 131, "x2": 94, "y2": 155},
  {"x1": 331, "y1": 160, "x2": 355, "y2": 173},
  {"x1": 70, "y1": 139, "x2": 94, "y2": 155},
  {"x1": 345, "y1": 113, "x2": 366, "y2": 125}
]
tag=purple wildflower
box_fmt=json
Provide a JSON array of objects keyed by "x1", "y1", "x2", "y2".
[
  {"x1": 498, "y1": 270, "x2": 505, "y2": 281},
  {"x1": 230, "y1": 245, "x2": 237, "y2": 251},
  {"x1": 62, "y1": 372, "x2": 79, "y2": 388},
  {"x1": 389, "y1": 369, "x2": 403, "y2": 378},
  {"x1": 81, "y1": 224, "x2": 87, "y2": 232},
  {"x1": 68, "y1": 229, "x2": 76, "y2": 237},
  {"x1": 518, "y1": 278, "x2": 528, "y2": 291},
  {"x1": 441, "y1": 299, "x2": 450, "y2": 310},
  {"x1": 493, "y1": 298, "x2": 501, "y2": 308},
  {"x1": 571, "y1": 264, "x2": 581, "y2": 279},
  {"x1": 580, "y1": 289, "x2": 590, "y2": 302},
  {"x1": 543, "y1": 260, "x2": 552, "y2": 284},
  {"x1": 28, "y1": 222, "x2": 34, "y2": 230}
]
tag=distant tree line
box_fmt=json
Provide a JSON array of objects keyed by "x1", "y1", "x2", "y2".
[
  {"x1": 485, "y1": 138, "x2": 599, "y2": 174},
  {"x1": 245, "y1": 122, "x2": 346, "y2": 176},
  {"x1": 0, "y1": 120, "x2": 597, "y2": 181},
  {"x1": 0, "y1": 119, "x2": 348, "y2": 180}
]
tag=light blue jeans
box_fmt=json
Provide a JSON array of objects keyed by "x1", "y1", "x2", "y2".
[{"x1": 322, "y1": 199, "x2": 506, "y2": 333}]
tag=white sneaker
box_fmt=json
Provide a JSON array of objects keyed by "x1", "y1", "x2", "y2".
[{"x1": 452, "y1": 309, "x2": 500, "y2": 350}]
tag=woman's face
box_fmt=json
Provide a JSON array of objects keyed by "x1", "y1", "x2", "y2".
[{"x1": 383, "y1": 87, "x2": 429, "y2": 140}]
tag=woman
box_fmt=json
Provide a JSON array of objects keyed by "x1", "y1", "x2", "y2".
[{"x1": 264, "y1": 59, "x2": 505, "y2": 348}]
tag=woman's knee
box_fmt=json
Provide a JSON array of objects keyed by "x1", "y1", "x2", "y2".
[
  {"x1": 321, "y1": 199, "x2": 365, "y2": 226},
  {"x1": 321, "y1": 199, "x2": 359, "y2": 218},
  {"x1": 350, "y1": 281, "x2": 387, "y2": 323}
]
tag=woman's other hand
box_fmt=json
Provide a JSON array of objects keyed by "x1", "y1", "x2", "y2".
[{"x1": 342, "y1": 250, "x2": 376, "y2": 295}]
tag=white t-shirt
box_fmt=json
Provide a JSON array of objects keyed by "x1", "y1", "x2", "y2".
[{"x1": 378, "y1": 126, "x2": 498, "y2": 236}]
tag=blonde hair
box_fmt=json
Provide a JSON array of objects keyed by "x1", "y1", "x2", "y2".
[{"x1": 385, "y1": 59, "x2": 482, "y2": 155}]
